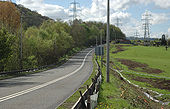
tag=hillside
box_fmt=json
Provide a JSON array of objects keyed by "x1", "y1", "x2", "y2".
[{"x1": 15, "y1": 4, "x2": 52, "y2": 29}]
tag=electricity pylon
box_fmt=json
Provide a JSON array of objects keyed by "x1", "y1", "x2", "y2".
[
  {"x1": 70, "y1": 0, "x2": 80, "y2": 21},
  {"x1": 142, "y1": 10, "x2": 152, "y2": 40}
]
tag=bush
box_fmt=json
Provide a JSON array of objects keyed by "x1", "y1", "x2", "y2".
[{"x1": 168, "y1": 39, "x2": 170, "y2": 46}]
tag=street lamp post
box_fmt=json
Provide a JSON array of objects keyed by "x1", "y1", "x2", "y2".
[{"x1": 106, "y1": 0, "x2": 110, "y2": 82}]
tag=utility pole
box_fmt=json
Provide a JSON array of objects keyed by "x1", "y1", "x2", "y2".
[
  {"x1": 100, "y1": 31, "x2": 103, "y2": 68},
  {"x1": 106, "y1": 0, "x2": 110, "y2": 82},
  {"x1": 142, "y1": 10, "x2": 152, "y2": 41},
  {"x1": 20, "y1": 12, "x2": 23, "y2": 70},
  {"x1": 70, "y1": 0, "x2": 80, "y2": 21}
]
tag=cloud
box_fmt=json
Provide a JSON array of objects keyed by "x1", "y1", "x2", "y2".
[
  {"x1": 153, "y1": 0, "x2": 170, "y2": 9},
  {"x1": 16, "y1": 0, "x2": 69, "y2": 20},
  {"x1": 15, "y1": 0, "x2": 169, "y2": 38},
  {"x1": 168, "y1": 28, "x2": 170, "y2": 36},
  {"x1": 151, "y1": 12, "x2": 170, "y2": 25},
  {"x1": 91, "y1": 0, "x2": 170, "y2": 11}
]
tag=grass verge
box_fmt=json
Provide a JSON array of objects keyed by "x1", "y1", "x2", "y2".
[{"x1": 96, "y1": 61, "x2": 168, "y2": 109}]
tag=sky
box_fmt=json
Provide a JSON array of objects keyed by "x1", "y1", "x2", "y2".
[{"x1": 10, "y1": 0, "x2": 170, "y2": 38}]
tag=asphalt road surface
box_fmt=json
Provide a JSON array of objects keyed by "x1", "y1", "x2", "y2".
[{"x1": 0, "y1": 48, "x2": 94, "y2": 109}]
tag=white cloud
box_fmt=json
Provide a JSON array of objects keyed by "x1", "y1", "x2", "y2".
[
  {"x1": 153, "y1": 0, "x2": 170, "y2": 9},
  {"x1": 168, "y1": 28, "x2": 170, "y2": 37},
  {"x1": 151, "y1": 12, "x2": 170, "y2": 25},
  {"x1": 15, "y1": 0, "x2": 169, "y2": 38},
  {"x1": 16, "y1": 0, "x2": 69, "y2": 20}
]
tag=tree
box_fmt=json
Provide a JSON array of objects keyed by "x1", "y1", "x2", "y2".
[
  {"x1": 23, "y1": 20, "x2": 74, "y2": 67},
  {"x1": 0, "y1": 1, "x2": 20, "y2": 33},
  {"x1": 0, "y1": 28, "x2": 15, "y2": 71}
]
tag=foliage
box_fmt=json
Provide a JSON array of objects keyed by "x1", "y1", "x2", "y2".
[
  {"x1": 15, "y1": 3, "x2": 51, "y2": 29},
  {"x1": 0, "y1": 1, "x2": 20, "y2": 33},
  {"x1": 0, "y1": 3, "x2": 126, "y2": 72},
  {"x1": 168, "y1": 39, "x2": 170, "y2": 46},
  {"x1": 23, "y1": 20, "x2": 74, "y2": 68},
  {"x1": 0, "y1": 28, "x2": 15, "y2": 71},
  {"x1": 70, "y1": 20, "x2": 126, "y2": 47}
]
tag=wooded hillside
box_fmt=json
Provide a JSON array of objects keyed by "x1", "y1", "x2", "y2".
[{"x1": 0, "y1": 1, "x2": 126, "y2": 72}]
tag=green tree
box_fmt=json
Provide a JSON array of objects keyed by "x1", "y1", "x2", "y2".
[
  {"x1": 0, "y1": 28, "x2": 15, "y2": 71},
  {"x1": 71, "y1": 19, "x2": 87, "y2": 46}
]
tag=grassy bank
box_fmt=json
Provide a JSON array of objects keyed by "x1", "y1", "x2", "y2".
[{"x1": 96, "y1": 63, "x2": 164, "y2": 109}]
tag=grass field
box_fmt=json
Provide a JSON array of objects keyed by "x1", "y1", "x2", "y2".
[
  {"x1": 109, "y1": 44, "x2": 170, "y2": 104},
  {"x1": 96, "y1": 44, "x2": 170, "y2": 108},
  {"x1": 110, "y1": 44, "x2": 170, "y2": 77}
]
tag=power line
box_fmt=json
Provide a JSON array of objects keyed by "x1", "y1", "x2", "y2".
[
  {"x1": 115, "y1": 17, "x2": 121, "y2": 28},
  {"x1": 134, "y1": 30, "x2": 140, "y2": 37},
  {"x1": 141, "y1": 10, "x2": 152, "y2": 40},
  {"x1": 114, "y1": 17, "x2": 122, "y2": 40}
]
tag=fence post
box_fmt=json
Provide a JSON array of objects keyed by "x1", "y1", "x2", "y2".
[
  {"x1": 79, "y1": 91, "x2": 86, "y2": 109},
  {"x1": 87, "y1": 85, "x2": 91, "y2": 109}
]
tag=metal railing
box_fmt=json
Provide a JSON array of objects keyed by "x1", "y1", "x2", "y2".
[{"x1": 0, "y1": 59, "x2": 66, "y2": 76}]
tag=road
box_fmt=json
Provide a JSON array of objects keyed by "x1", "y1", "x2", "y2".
[{"x1": 0, "y1": 48, "x2": 93, "y2": 109}]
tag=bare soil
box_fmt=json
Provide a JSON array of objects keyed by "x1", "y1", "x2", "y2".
[
  {"x1": 126, "y1": 74, "x2": 170, "y2": 91},
  {"x1": 112, "y1": 44, "x2": 163, "y2": 74},
  {"x1": 112, "y1": 45, "x2": 130, "y2": 54},
  {"x1": 109, "y1": 69, "x2": 164, "y2": 109},
  {"x1": 117, "y1": 59, "x2": 163, "y2": 74}
]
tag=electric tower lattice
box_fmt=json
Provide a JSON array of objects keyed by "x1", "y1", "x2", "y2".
[
  {"x1": 70, "y1": 0, "x2": 80, "y2": 21},
  {"x1": 142, "y1": 11, "x2": 152, "y2": 40}
]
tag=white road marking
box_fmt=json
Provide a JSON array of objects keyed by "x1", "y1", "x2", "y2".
[{"x1": 0, "y1": 49, "x2": 93, "y2": 103}]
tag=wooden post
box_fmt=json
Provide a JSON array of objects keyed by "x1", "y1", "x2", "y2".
[
  {"x1": 87, "y1": 85, "x2": 90, "y2": 109},
  {"x1": 79, "y1": 91, "x2": 86, "y2": 109}
]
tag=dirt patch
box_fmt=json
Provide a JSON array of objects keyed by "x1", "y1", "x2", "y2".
[
  {"x1": 117, "y1": 59, "x2": 163, "y2": 74},
  {"x1": 112, "y1": 45, "x2": 130, "y2": 54},
  {"x1": 127, "y1": 74, "x2": 170, "y2": 91},
  {"x1": 107, "y1": 96, "x2": 114, "y2": 99}
]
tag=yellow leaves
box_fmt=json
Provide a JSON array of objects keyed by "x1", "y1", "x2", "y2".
[{"x1": 0, "y1": 1, "x2": 21, "y2": 33}]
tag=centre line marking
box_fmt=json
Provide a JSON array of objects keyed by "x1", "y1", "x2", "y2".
[{"x1": 0, "y1": 49, "x2": 93, "y2": 103}]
